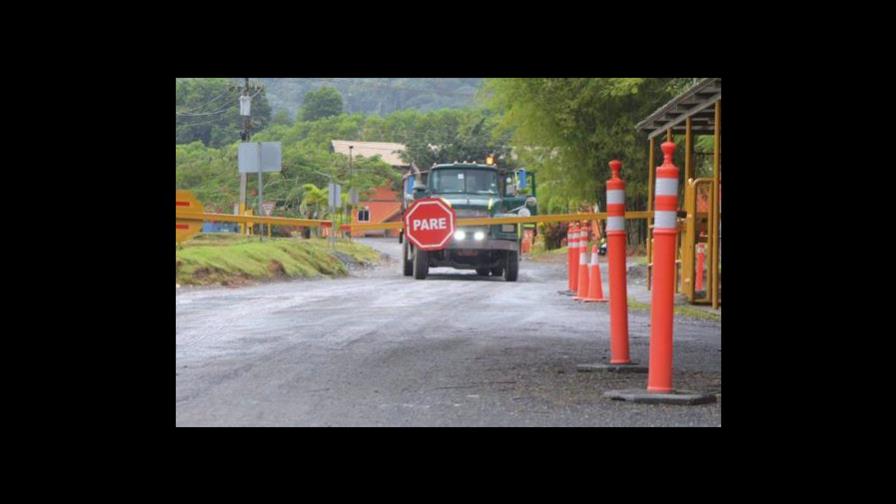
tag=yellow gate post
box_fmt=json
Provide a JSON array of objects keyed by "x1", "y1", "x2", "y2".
[
  {"x1": 711, "y1": 100, "x2": 722, "y2": 309},
  {"x1": 238, "y1": 202, "x2": 246, "y2": 235},
  {"x1": 647, "y1": 137, "x2": 656, "y2": 290},
  {"x1": 681, "y1": 179, "x2": 699, "y2": 301}
]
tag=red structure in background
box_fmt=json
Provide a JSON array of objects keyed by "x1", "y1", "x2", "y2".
[{"x1": 351, "y1": 184, "x2": 403, "y2": 238}]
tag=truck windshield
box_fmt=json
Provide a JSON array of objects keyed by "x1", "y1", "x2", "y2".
[{"x1": 429, "y1": 169, "x2": 498, "y2": 195}]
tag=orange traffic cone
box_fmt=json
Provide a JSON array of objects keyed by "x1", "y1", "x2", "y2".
[
  {"x1": 573, "y1": 242, "x2": 590, "y2": 301},
  {"x1": 583, "y1": 245, "x2": 607, "y2": 302},
  {"x1": 521, "y1": 229, "x2": 533, "y2": 254}
]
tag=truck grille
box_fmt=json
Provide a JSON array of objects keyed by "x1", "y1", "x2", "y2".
[{"x1": 454, "y1": 208, "x2": 489, "y2": 218}]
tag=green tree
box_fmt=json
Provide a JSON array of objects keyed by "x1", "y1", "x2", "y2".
[
  {"x1": 485, "y1": 78, "x2": 693, "y2": 204},
  {"x1": 301, "y1": 86, "x2": 344, "y2": 121},
  {"x1": 299, "y1": 183, "x2": 328, "y2": 219},
  {"x1": 271, "y1": 110, "x2": 291, "y2": 126},
  {"x1": 399, "y1": 109, "x2": 511, "y2": 168},
  {"x1": 482, "y1": 78, "x2": 686, "y2": 246},
  {"x1": 298, "y1": 183, "x2": 329, "y2": 237}
]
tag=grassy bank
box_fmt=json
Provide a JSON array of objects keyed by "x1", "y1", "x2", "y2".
[{"x1": 176, "y1": 233, "x2": 383, "y2": 286}]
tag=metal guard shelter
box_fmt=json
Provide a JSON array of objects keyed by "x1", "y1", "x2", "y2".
[{"x1": 636, "y1": 78, "x2": 721, "y2": 309}]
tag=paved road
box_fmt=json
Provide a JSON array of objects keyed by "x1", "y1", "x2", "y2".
[{"x1": 176, "y1": 237, "x2": 721, "y2": 426}]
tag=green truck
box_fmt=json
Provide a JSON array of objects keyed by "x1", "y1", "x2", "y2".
[{"x1": 400, "y1": 162, "x2": 537, "y2": 281}]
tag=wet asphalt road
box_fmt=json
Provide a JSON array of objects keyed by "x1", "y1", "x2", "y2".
[{"x1": 176, "y1": 238, "x2": 721, "y2": 426}]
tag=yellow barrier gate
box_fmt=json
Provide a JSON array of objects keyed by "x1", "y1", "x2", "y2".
[
  {"x1": 349, "y1": 211, "x2": 653, "y2": 234},
  {"x1": 175, "y1": 190, "x2": 332, "y2": 243},
  {"x1": 177, "y1": 190, "x2": 653, "y2": 244}
]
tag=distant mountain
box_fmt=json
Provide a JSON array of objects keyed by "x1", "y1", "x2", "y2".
[{"x1": 259, "y1": 78, "x2": 483, "y2": 119}]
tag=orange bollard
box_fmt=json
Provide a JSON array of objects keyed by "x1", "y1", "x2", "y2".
[
  {"x1": 606, "y1": 159, "x2": 632, "y2": 363},
  {"x1": 582, "y1": 245, "x2": 607, "y2": 303},
  {"x1": 574, "y1": 227, "x2": 590, "y2": 301},
  {"x1": 567, "y1": 224, "x2": 579, "y2": 293},
  {"x1": 575, "y1": 161, "x2": 650, "y2": 375},
  {"x1": 647, "y1": 142, "x2": 680, "y2": 393},
  {"x1": 695, "y1": 242, "x2": 706, "y2": 291}
]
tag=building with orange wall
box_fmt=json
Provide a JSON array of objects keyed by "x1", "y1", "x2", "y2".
[{"x1": 331, "y1": 140, "x2": 408, "y2": 237}]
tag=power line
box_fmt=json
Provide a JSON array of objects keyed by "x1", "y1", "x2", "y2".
[
  {"x1": 176, "y1": 88, "x2": 237, "y2": 115},
  {"x1": 176, "y1": 100, "x2": 235, "y2": 117},
  {"x1": 176, "y1": 84, "x2": 263, "y2": 117},
  {"x1": 176, "y1": 115, "x2": 234, "y2": 128}
]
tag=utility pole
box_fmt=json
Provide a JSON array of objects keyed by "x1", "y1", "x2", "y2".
[
  {"x1": 238, "y1": 78, "x2": 250, "y2": 235},
  {"x1": 234, "y1": 77, "x2": 263, "y2": 236}
]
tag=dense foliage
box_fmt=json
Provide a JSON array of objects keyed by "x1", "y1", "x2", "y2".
[
  {"x1": 300, "y1": 86, "x2": 344, "y2": 121},
  {"x1": 481, "y1": 77, "x2": 709, "y2": 246},
  {"x1": 262, "y1": 78, "x2": 481, "y2": 118}
]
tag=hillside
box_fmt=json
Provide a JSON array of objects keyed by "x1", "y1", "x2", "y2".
[{"x1": 260, "y1": 78, "x2": 482, "y2": 119}]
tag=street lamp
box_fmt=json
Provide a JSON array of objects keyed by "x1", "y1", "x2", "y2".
[{"x1": 348, "y1": 145, "x2": 354, "y2": 233}]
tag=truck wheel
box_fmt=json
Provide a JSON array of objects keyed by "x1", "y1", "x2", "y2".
[
  {"x1": 403, "y1": 242, "x2": 413, "y2": 276},
  {"x1": 413, "y1": 248, "x2": 429, "y2": 279},
  {"x1": 504, "y1": 251, "x2": 519, "y2": 282},
  {"x1": 490, "y1": 267, "x2": 503, "y2": 276},
  {"x1": 476, "y1": 268, "x2": 490, "y2": 276}
]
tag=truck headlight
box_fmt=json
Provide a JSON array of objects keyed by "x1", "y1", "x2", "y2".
[
  {"x1": 454, "y1": 230, "x2": 466, "y2": 240},
  {"x1": 474, "y1": 231, "x2": 485, "y2": 241}
]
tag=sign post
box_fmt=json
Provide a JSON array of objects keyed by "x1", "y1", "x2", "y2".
[
  {"x1": 239, "y1": 142, "x2": 282, "y2": 241},
  {"x1": 262, "y1": 201, "x2": 275, "y2": 238}
]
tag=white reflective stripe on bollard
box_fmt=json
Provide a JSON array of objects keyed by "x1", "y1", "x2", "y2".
[
  {"x1": 655, "y1": 177, "x2": 678, "y2": 196},
  {"x1": 607, "y1": 190, "x2": 626, "y2": 204},
  {"x1": 654, "y1": 210, "x2": 677, "y2": 230},
  {"x1": 606, "y1": 216, "x2": 625, "y2": 231}
]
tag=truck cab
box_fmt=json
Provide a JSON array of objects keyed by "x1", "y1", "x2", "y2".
[{"x1": 400, "y1": 162, "x2": 537, "y2": 281}]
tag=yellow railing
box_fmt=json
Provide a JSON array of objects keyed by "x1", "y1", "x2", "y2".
[{"x1": 349, "y1": 211, "x2": 654, "y2": 233}]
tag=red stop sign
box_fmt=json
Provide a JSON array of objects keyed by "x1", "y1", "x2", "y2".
[{"x1": 404, "y1": 198, "x2": 457, "y2": 251}]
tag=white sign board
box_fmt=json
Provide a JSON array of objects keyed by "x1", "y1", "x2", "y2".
[
  {"x1": 238, "y1": 142, "x2": 282, "y2": 173},
  {"x1": 349, "y1": 188, "x2": 359, "y2": 205},
  {"x1": 328, "y1": 183, "x2": 341, "y2": 210},
  {"x1": 262, "y1": 201, "x2": 275, "y2": 216}
]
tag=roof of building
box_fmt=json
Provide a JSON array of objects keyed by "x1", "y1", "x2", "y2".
[
  {"x1": 331, "y1": 140, "x2": 408, "y2": 167},
  {"x1": 636, "y1": 78, "x2": 722, "y2": 139}
]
